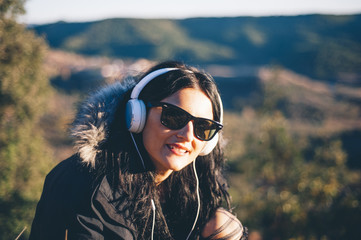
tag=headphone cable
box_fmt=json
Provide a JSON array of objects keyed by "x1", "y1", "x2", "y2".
[
  {"x1": 131, "y1": 132, "x2": 200, "y2": 239},
  {"x1": 130, "y1": 132, "x2": 146, "y2": 170},
  {"x1": 151, "y1": 199, "x2": 156, "y2": 240},
  {"x1": 150, "y1": 160, "x2": 200, "y2": 240},
  {"x1": 185, "y1": 159, "x2": 201, "y2": 240}
]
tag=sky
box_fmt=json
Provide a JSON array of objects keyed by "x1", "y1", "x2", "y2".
[{"x1": 22, "y1": 0, "x2": 361, "y2": 24}]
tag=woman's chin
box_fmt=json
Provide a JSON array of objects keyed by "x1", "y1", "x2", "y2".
[{"x1": 166, "y1": 157, "x2": 194, "y2": 172}]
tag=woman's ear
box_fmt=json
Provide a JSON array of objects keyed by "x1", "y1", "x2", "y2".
[{"x1": 199, "y1": 134, "x2": 219, "y2": 156}]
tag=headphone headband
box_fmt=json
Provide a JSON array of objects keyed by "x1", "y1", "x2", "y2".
[{"x1": 130, "y1": 68, "x2": 179, "y2": 99}]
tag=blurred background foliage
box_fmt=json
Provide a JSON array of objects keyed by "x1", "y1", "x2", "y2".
[
  {"x1": 226, "y1": 102, "x2": 361, "y2": 239},
  {"x1": 0, "y1": 0, "x2": 53, "y2": 238},
  {"x1": 1, "y1": 0, "x2": 361, "y2": 239}
]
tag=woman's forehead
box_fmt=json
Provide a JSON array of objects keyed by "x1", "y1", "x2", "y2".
[{"x1": 161, "y1": 88, "x2": 214, "y2": 120}]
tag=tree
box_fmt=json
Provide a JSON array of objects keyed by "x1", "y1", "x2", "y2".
[
  {"x1": 0, "y1": 0, "x2": 53, "y2": 238},
  {"x1": 229, "y1": 112, "x2": 361, "y2": 239}
]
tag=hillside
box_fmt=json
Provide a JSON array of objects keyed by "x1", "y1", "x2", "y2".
[
  {"x1": 41, "y1": 50, "x2": 361, "y2": 168},
  {"x1": 31, "y1": 14, "x2": 361, "y2": 81}
]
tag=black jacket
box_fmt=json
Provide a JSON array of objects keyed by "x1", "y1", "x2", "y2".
[
  {"x1": 29, "y1": 155, "x2": 137, "y2": 240},
  {"x1": 30, "y1": 82, "x2": 139, "y2": 239}
]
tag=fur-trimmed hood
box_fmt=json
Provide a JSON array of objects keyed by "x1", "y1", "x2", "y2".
[{"x1": 71, "y1": 80, "x2": 135, "y2": 168}]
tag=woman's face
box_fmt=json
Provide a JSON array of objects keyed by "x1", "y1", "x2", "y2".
[{"x1": 142, "y1": 87, "x2": 214, "y2": 182}]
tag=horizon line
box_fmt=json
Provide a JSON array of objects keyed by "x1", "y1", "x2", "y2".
[{"x1": 22, "y1": 11, "x2": 361, "y2": 25}]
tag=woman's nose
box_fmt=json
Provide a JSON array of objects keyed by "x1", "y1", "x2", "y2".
[{"x1": 176, "y1": 121, "x2": 194, "y2": 141}]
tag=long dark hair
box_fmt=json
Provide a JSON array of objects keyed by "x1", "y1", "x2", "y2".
[{"x1": 98, "y1": 61, "x2": 230, "y2": 239}]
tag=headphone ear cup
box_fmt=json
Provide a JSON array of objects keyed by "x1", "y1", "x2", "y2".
[
  {"x1": 199, "y1": 133, "x2": 219, "y2": 156},
  {"x1": 125, "y1": 99, "x2": 147, "y2": 133}
]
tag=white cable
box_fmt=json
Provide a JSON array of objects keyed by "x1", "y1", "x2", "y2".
[
  {"x1": 151, "y1": 199, "x2": 156, "y2": 240},
  {"x1": 130, "y1": 132, "x2": 156, "y2": 239},
  {"x1": 148, "y1": 160, "x2": 200, "y2": 240},
  {"x1": 186, "y1": 160, "x2": 201, "y2": 240},
  {"x1": 131, "y1": 131, "x2": 200, "y2": 239},
  {"x1": 130, "y1": 132, "x2": 146, "y2": 170}
]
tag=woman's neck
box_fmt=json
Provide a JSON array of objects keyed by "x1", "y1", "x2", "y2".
[{"x1": 154, "y1": 169, "x2": 173, "y2": 185}]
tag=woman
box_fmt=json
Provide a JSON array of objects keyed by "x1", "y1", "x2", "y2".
[{"x1": 29, "y1": 61, "x2": 247, "y2": 239}]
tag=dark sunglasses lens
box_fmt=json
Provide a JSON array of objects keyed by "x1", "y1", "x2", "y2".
[
  {"x1": 161, "y1": 105, "x2": 189, "y2": 129},
  {"x1": 160, "y1": 103, "x2": 220, "y2": 141},
  {"x1": 194, "y1": 119, "x2": 218, "y2": 141}
]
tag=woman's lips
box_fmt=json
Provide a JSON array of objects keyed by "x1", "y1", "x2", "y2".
[{"x1": 166, "y1": 143, "x2": 190, "y2": 155}]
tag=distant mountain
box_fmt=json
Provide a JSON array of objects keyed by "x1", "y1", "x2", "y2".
[{"x1": 31, "y1": 14, "x2": 361, "y2": 81}]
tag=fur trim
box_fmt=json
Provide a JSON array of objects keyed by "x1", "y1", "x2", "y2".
[{"x1": 71, "y1": 79, "x2": 135, "y2": 168}]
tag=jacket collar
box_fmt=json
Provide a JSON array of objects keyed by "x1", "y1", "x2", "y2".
[{"x1": 71, "y1": 80, "x2": 135, "y2": 168}]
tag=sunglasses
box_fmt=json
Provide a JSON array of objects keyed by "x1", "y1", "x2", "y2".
[{"x1": 147, "y1": 102, "x2": 223, "y2": 141}]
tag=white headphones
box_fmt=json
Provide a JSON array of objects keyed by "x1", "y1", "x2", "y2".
[{"x1": 125, "y1": 67, "x2": 223, "y2": 156}]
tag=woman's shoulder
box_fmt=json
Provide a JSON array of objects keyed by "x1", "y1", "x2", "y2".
[
  {"x1": 43, "y1": 155, "x2": 95, "y2": 200},
  {"x1": 46, "y1": 154, "x2": 92, "y2": 182},
  {"x1": 29, "y1": 155, "x2": 97, "y2": 239}
]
